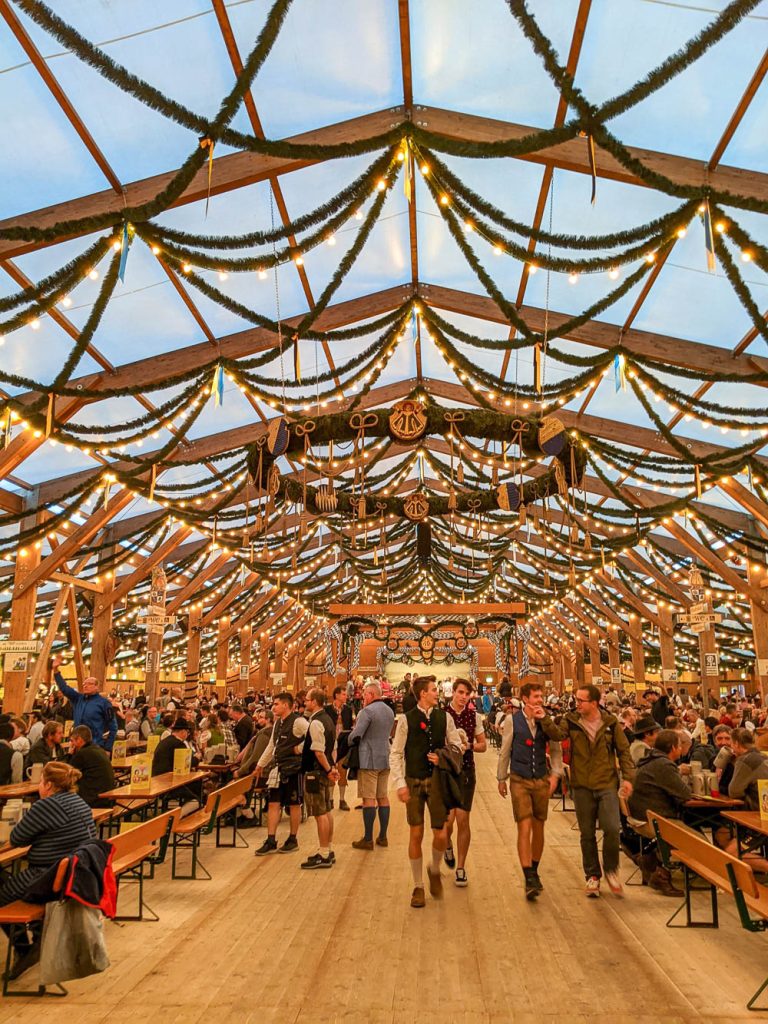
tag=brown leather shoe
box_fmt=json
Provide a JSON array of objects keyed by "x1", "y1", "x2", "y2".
[
  {"x1": 410, "y1": 886, "x2": 426, "y2": 908},
  {"x1": 650, "y1": 867, "x2": 684, "y2": 897},
  {"x1": 351, "y1": 838, "x2": 374, "y2": 850},
  {"x1": 426, "y1": 867, "x2": 443, "y2": 898},
  {"x1": 375, "y1": 836, "x2": 388, "y2": 847}
]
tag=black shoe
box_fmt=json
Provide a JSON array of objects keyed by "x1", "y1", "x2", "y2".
[
  {"x1": 255, "y1": 838, "x2": 278, "y2": 857},
  {"x1": 444, "y1": 845, "x2": 456, "y2": 869},
  {"x1": 6, "y1": 943, "x2": 40, "y2": 981},
  {"x1": 329, "y1": 851, "x2": 336, "y2": 863},
  {"x1": 533, "y1": 870, "x2": 544, "y2": 891},
  {"x1": 301, "y1": 853, "x2": 333, "y2": 870},
  {"x1": 279, "y1": 835, "x2": 299, "y2": 853},
  {"x1": 524, "y1": 871, "x2": 540, "y2": 901},
  {"x1": 338, "y1": 800, "x2": 351, "y2": 811}
]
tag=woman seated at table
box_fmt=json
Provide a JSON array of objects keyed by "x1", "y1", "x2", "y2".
[{"x1": 0, "y1": 761, "x2": 96, "y2": 977}]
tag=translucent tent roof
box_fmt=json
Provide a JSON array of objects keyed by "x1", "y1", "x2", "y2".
[{"x1": 2, "y1": 0, "x2": 768, "y2": 676}]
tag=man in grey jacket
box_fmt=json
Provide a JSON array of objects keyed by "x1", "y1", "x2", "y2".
[{"x1": 348, "y1": 682, "x2": 395, "y2": 851}]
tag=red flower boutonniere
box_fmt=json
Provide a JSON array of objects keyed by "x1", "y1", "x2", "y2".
[
  {"x1": 525, "y1": 738, "x2": 534, "y2": 747},
  {"x1": 419, "y1": 721, "x2": 428, "y2": 731}
]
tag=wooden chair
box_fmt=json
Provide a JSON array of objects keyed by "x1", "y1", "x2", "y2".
[
  {"x1": 0, "y1": 858, "x2": 69, "y2": 999},
  {"x1": 171, "y1": 775, "x2": 254, "y2": 880},
  {"x1": 108, "y1": 809, "x2": 178, "y2": 921}
]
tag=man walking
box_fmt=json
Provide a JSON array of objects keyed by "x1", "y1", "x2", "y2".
[
  {"x1": 541, "y1": 684, "x2": 635, "y2": 898},
  {"x1": 390, "y1": 677, "x2": 462, "y2": 908},
  {"x1": 299, "y1": 688, "x2": 338, "y2": 870},
  {"x1": 51, "y1": 654, "x2": 117, "y2": 751},
  {"x1": 444, "y1": 678, "x2": 486, "y2": 886},
  {"x1": 497, "y1": 682, "x2": 562, "y2": 899},
  {"x1": 254, "y1": 692, "x2": 308, "y2": 856},
  {"x1": 326, "y1": 686, "x2": 354, "y2": 811},
  {"x1": 348, "y1": 681, "x2": 395, "y2": 850}
]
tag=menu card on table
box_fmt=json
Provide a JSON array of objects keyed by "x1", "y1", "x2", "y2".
[
  {"x1": 130, "y1": 754, "x2": 152, "y2": 792},
  {"x1": 173, "y1": 747, "x2": 192, "y2": 775}
]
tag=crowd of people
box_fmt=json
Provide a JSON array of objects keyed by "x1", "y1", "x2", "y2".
[{"x1": 2, "y1": 660, "x2": 768, "y2": 923}]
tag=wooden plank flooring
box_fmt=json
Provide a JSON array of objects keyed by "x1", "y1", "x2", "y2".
[{"x1": 2, "y1": 757, "x2": 767, "y2": 1023}]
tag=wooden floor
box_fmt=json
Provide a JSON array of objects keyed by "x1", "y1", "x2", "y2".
[{"x1": 3, "y1": 757, "x2": 767, "y2": 1023}]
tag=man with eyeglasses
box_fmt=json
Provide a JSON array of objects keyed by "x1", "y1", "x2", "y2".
[{"x1": 540, "y1": 684, "x2": 635, "y2": 898}]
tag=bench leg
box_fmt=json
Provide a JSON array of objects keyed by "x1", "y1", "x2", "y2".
[
  {"x1": 214, "y1": 811, "x2": 249, "y2": 849},
  {"x1": 666, "y1": 866, "x2": 718, "y2": 929},
  {"x1": 172, "y1": 833, "x2": 211, "y2": 881},
  {"x1": 114, "y1": 866, "x2": 159, "y2": 923},
  {"x1": 2, "y1": 924, "x2": 67, "y2": 998},
  {"x1": 747, "y1": 975, "x2": 768, "y2": 1011}
]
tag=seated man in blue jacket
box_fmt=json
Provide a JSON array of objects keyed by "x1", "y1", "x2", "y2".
[{"x1": 51, "y1": 654, "x2": 117, "y2": 752}]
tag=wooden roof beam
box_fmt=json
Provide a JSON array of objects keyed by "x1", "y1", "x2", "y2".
[{"x1": 0, "y1": 108, "x2": 398, "y2": 259}]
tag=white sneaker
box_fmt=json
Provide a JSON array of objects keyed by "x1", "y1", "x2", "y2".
[
  {"x1": 455, "y1": 868, "x2": 468, "y2": 887},
  {"x1": 585, "y1": 876, "x2": 600, "y2": 898},
  {"x1": 605, "y1": 871, "x2": 624, "y2": 898}
]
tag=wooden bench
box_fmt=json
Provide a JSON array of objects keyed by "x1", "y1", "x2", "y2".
[
  {"x1": 648, "y1": 810, "x2": 748, "y2": 929},
  {"x1": 0, "y1": 858, "x2": 69, "y2": 999},
  {"x1": 650, "y1": 810, "x2": 768, "y2": 1011},
  {"x1": 108, "y1": 809, "x2": 178, "y2": 921},
  {"x1": 94, "y1": 799, "x2": 154, "y2": 839},
  {"x1": 171, "y1": 775, "x2": 254, "y2": 880}
]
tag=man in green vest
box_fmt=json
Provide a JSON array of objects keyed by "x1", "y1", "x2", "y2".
[{"x1": 390, "y1": 676, "x2": 462, "y2": 908}]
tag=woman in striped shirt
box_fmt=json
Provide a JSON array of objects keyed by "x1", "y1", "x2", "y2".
[{"x1": 0, "y1": 761, "x2": 96, "y2": 975}]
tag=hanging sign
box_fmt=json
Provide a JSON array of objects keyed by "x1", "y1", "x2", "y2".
[
  {"x1": 239, "y1": 665, "x2": 250, "y2": 681},
  {"x1": 610, "y1": 667, "x2": 621, "y2": 685},
  {"x1": 704, "y1": 653, "x2": 719, "y2": 677},
  {"x1": 758, "y1": 659, "x2": 768, "y2": 677},
  {"x1": 662, "y1": 669, "x2": 678, "y2": 683},
  {"x1": 0, "y1": 640, "x2": 42, "y2": 654},
  {"x1": 138, "y1": 615, "x2": 177, "y2": 629}
]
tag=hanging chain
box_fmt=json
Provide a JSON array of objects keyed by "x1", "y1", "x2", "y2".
[{"x1": 269, "y1": 186, "x2": 287, "y2": 410}]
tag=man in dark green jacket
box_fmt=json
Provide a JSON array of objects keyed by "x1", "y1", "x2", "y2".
[{"x1": 541, "y1": 684, "x2": 635, "y2": 899}]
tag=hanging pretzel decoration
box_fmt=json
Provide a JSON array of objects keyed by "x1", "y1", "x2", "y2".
[{"x1": 349, "y1": 412, "x2": 378, "y2": 519}]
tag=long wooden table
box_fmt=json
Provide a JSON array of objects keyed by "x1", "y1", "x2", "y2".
[
  {"x1": 100, "y1": 770, "x2": 208, "y2": 814},
  {"x1": 682, "y1": 794, "x2": 743, "y2": 833},
  {"x1": 721, "y1": 809, "x2": 768, "y2": 857},
  {"x1": 0, "y1": 781, "x2": 39, "y2": 800},
  {"x1": 0, "y1": 845, "x2": 31, "y2": 869}
]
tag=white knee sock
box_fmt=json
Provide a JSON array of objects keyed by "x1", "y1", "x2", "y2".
[
  {"x1": 430, "y1": 847, "x2": 443, "y2": 874},
  {"x1": 410, "y1": 857, "x2": 424, "y2": 887}
]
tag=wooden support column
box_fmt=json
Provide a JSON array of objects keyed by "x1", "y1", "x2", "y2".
[
  {"x1": 142, "y1": 566, "x2": 168, "y2": 706},
  {"x1": 297, "y1": 644, "x2": 306, "y2": 687},
  {"x1": 258, "y1": 634, "x2": 270, "y2": 689},
  {"x1": 588, "y1": 634, "x2": 602, "y2": 685},
  {"x1": 185, "y1": 605, "x2": 202, "y2": 700},
  {"x1": 66, "y1": 587, "x2": 85, "y2": 685},
  {"x1": 551, "y1": 652, "x2": 563, "y2": 693},
  {"x1": 696, "y1": 599, "x2": 718, "y2": 713},
  {"x1": 657, "y1": 604, "x2": 678, "y2": 691},
  {"x1": 747, "y1": 558, "x2": 768, "y2": 704},
  {"x1": 274, "y1": 636, "x2": 286, "y2": 686},
  {"x1": 630, "y1": 633, "x2": 646, "y2": 690},
  {"x1": 574, "y1": 636, "x2": 586, "y2": 687},
  {"x1": 90, "y1": 535, "x2": 116, "y2": 684},
  {"x1": 3, "y1": 521, "x2": 42, "y2": 714},
  {"x1": 24, "y1": 586, "x2": 68, "y2": 713},
  {"x1": 607, "y1": 629, "x2": 621, "y2": 688},
  {"x1": 216, "y1": 617, "x2": 230, "y2": 699},
  {"x1": 240, "y1": 623, "x2": 252, "y2": 691}
]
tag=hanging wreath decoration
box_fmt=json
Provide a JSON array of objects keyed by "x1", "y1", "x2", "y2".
[{"x1": 246, "y1": 400, "x2": 585, "y2": 522}]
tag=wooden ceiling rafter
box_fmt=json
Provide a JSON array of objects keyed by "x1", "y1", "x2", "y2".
[{"x1": 210, "y1": 0, "x2": 340, "y2": 389}]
